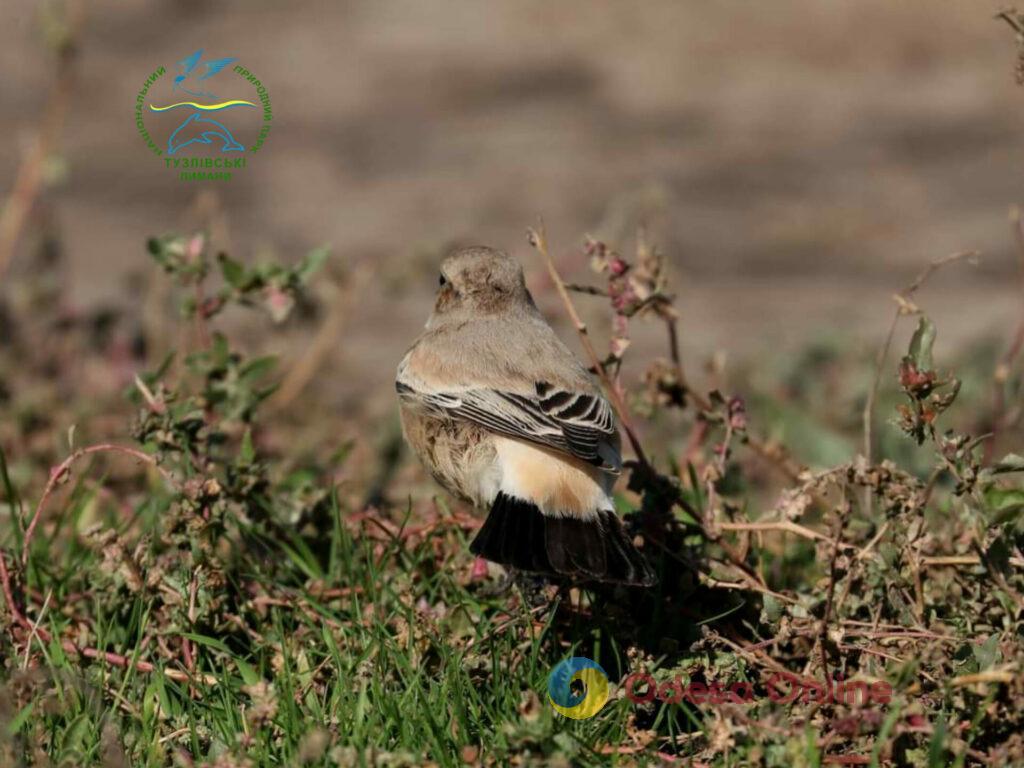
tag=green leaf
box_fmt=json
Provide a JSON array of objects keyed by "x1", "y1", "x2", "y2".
[
  {"x1": 211, "y1": 332, "x2": 230, "y2": 365},
  {"x1": 993, "y1": 453, "x2": 1024, "y2": 474},
  {"x1": 985, "y1": 487, "x2": 1024, "y2": 526},
  {"x1": 240, "y1": 428, "x2": 255, "y2": 464},
  {"x1": 239, "y1": 356, "x2": 278, "y2": 383},
  {"x1": 761, "y1": 593, "x2": 783, "y2": 624},
  {"x1": 61, "y1": 713, "x2": 91, "y2": 753},
  {"x1": 871, "y1": 704, "x2": 903, "y2": 768},
  {"x1": 234, "y1": 657, "x2": 260, "y2": 687},
  {"x1": 218, "y1": 252, "x2": 248, "y2": 290},
  {"x1": 972, "y1": 634, "x2": 1001, "y2": 670},
  {"x1": 6, "y1": 703, "x2": 33, "y2": 736},
  {"x1": 907, "y1": 316, "x2": 937, "y2": 371},
  {"x1": 182, "y1": 632, "x2": 232, "y2": 654},
  {"x1": 296, "y1": 246, "x2": 330, "y2": 283},
  {"x1": 928, "y1": 717, "x2": 947, "y2": 768}
]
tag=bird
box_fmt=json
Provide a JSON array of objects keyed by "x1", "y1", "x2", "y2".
[
  {"x1": 396, "y1": 246, "x2": 655, "y2": 587},
  {"x1": 173, "y1": 50, "x2": 237, "y2": 100}
]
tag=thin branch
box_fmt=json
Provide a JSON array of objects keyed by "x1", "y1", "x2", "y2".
[
  {"x1": 949, "y1": 669, "x2": 1016, "y2": 687},
  {"x1": 268, "y1": 265, "x2": 369, "y2": 413},
  {"x1": 988, "y1": 209, "x2": 1024, "y2": 461},
  {"x1": 22, "y1": 443, "x2": 176, "y2": 566},
  {"x1": 659, "y1": 280, "x2": 804, "y2": 482},
  {"x1": 564, "y1": 283, "x2": 608, "y2": 297},
  {"x1": 22, "y1": 587, "x2": 52, "y2": 669},
  {"x1": 996, "y1": 9, "x2": 1024, "y2": 34},
  {"x1": 818, "y1": 490, "x2": 852, "y2": 681},
  {"x1": 717, "y1": 520, "x2": 829, "y2": 542},
  {"x1": 0, "y1": 0, "x2": 86, "y2": 280},
  {"x1": 861, "y1": 250, "x2": 980, "y2": 514},
  {"x1": 923, "y1": 554, "x2": 1024, "y2": 568},
  {"x1": 528, "y1": 222, "x2": 650, "y2": 468},
  {"x1": 0, "y1": 550, "x2": 28, "y2": 629},
  {"x1": 2, "y1": 546, "x2": 213, "y2": 685},
  {"x1": 530, "y1": 223, "x2": 771, "y2": 590}
]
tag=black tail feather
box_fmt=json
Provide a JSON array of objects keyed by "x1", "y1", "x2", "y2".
[{"x1": 469, "y1": 493, "x2": 655, "y2": 587}]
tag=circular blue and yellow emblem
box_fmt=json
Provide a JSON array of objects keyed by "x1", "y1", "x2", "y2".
[{"x1": 547, "y1": 657, "x2": 610, "y2": 719}]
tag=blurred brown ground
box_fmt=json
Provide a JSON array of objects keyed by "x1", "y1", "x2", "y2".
[{"x1": 1, "y1": 0, "x2": 1022, "y2": 430}]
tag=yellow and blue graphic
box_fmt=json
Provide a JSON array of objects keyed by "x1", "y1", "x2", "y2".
[
  {"x1": 547, "y1": 657, "x2": 610, "y2": 719},
  {"x1": 156, "y1": 50, "x2": 252, "y2": 155},
  {"x1": 134, "y1": 48, "x2": 273, "y2": 181}
]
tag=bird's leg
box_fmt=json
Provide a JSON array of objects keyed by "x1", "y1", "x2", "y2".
[
  {"x1": 513, "y1": 570, "x2": 557, "y2": 608},
  {"x1": 474, "y1": 566, "x2": 556, "y2": 606}
]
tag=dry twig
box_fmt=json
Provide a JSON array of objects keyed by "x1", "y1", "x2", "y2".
[
  {"x1": 21, "y1": 443, "x2": 176, "y2": 566},
  {"x1": 861, "y1": 250, "x2": 979, "y2": 514},
  {"x1": 0, "y1": 0, "x2": 86, "y2": 280}
]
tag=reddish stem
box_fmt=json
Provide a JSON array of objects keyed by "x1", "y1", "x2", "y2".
[{"x1": 21, "y1": 443, "x2": 175, "y2": 566}]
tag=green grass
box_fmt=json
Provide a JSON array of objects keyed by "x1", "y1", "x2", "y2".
[
  {"x1": 3, "y1": 480, "x2": 661, "y2": 766},
  {"x1": 2, "y1": 231, "x2": 1023, "y2": 767}
]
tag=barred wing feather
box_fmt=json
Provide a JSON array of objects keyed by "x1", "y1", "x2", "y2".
[{"x1": 396, "y1": 378, "x2": 620, "y2": 471}]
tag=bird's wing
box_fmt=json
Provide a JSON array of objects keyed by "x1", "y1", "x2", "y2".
[
  {"x1": 178, "y1": 50, "x2": 204, "y2": 76},
  {"x1": 199, "y1": 57, "x2": 237, "y2": 81},
  {"x1": 397, "y1": 355, "x2": 620, "y2": 472}
]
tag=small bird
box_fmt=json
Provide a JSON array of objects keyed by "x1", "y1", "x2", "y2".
[
  {"x1": 396, "y1": 246, "x2": 654, "y2": 586},
  {"x1": 173, "y1": 50, "x2": 237, "y2": 100}
]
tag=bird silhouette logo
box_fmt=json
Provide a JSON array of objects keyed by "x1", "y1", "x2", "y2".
[
  {"x1": 149, "y1": 49, "x2": 256, "y2": 155},
  {"x1": 173, "y1": 49, "x2": 236, "y2": 99},
  {"x1": 547, "y1": 657, "x2": 610, "y2": 719}
]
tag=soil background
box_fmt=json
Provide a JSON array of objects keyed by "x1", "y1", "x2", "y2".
[{"x1": 2, "y1": 0, "x2": 1022, "y2": 425}]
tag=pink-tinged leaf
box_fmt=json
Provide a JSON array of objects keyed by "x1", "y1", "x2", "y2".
[
  {"x1": 186, "y1": 234, "x2": 206, "y2": 263},
  {"x1": 264, "y1": 286, "x2": 294, "y2": 323},
  {"x1": 470, "y1": 556, "x2": 489, "y2": 581}
]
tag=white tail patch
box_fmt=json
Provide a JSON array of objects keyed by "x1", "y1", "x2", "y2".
[{"x1": 492, "y1": 437, "x2": 613, "y2": 519}]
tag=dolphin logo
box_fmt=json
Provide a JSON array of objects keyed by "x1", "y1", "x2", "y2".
[
  {"x1": 150, "y1": 50, "x2": 253, "y2": 155},
  {"x1": 167, "y1": 112, "x2": 245, "y2": 155}
]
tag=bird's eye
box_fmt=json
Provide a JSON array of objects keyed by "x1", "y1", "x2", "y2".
[{"x1": 439, "y1": 274, "x2": 447, "y2": 287}]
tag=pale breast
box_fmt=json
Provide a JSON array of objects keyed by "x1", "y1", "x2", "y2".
[{"x1": 399, "y1": 406, "x2": 498, "y2": 507}]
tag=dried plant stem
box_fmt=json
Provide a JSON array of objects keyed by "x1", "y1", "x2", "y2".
[
  {"x1": 988, "y1": 210, "x2": 1024, "y2": 460},
  {"x1": 64, "y1": 636, "x2": 214, "y2": 685},
  {"x1": 0, "y1": 0, "x2": 86, "y2": 280},
  {"x1": 818, "y1": 492, "x2": 852, "y2": 681},
  {"x1": 2, "y1": 548, "x2": 213, "y2": 685},
  {"x1": 0, "y1": 551, "x2": 27, "y2": 628},
  {"x1": 921, "y1": 554, "x2": 1024, "y2": 568},
  {"x1": 862, "y1": 250, "x2": 980, "y2": 514},
  {"x1": 703, "y1": 410, "x2": 736, "y2": 526},
  {"x1": 660, "y1": 296, "x2": 804, "y2": 482},
  {"x1": 701, "y1": 574, "x2": 797, "y2": 605},
  {"x1": 717, "y1": 519, "x2": 830, "y2": 542},
  {"x1": 529, "y1": 223, "x2": 770, "y2": 590},
  {"x1": 949, "y1": 669, "x2": 1016, "y2": 687},
  {"x1": 22, "y1": 587, "x2": 52, "y2": 669},
  {"x1": 268, "y1": 265, "x2": 369, "y2": 413},
  {"x1": 567, "y1": 236, "x2": 803, "y2": 482},
  {"x1": 22, "y1": 443, "x2": 176, "y2": 566},
  {"x1": 997, "y1": 10, "x2": 1024, "y2": 35},
  {"x1": 528, "y1": 222, "x2": 649, "y2": 468}
]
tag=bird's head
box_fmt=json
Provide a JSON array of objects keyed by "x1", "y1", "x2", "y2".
[{"x1": 428, "y1": 246, "x2": 532, "y2": 324}]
